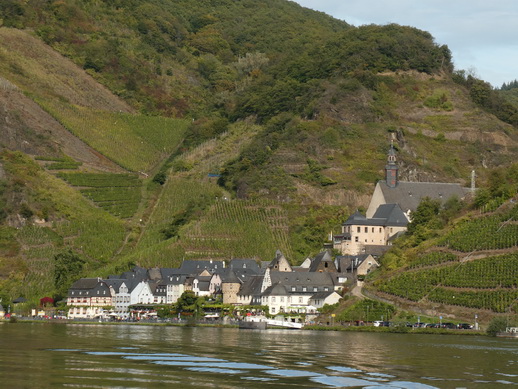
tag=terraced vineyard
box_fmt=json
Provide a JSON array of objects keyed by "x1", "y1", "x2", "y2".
[
  {"x1": 373, "y1": 203, "x2": 518, "y2": 314},
  {"x1": 181, "y1": 199, "x2": 293, "y2": 261},
  {"x1": 437, "y1": 205, "x2": 518, "y2": 252},
  {"x1": 124, "y1": 177, "x2": 293, "y2": 267},
  {"x1": 6, "y1": 159, "x2": 128, "y2": 298},
  {"x1": 40, "y1": 102, "x2": 188, "y2": 172},
  {"x1": 376, "y1": 253, "x2": 518, "y2": 312},
  {"x1": 58, "y1": 172, "x2": 142, "y2": 219}
]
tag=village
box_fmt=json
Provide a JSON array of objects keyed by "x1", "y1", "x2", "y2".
[{"x1": 64, "y1": 144, "x2": 470, "y2": 324}]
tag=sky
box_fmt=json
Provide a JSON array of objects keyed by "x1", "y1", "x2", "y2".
[{"x1": 293, "y1": 0, "x2": 518, "y2": 88}]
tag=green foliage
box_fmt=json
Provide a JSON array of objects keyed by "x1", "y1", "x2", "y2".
[
  {"x1": 378, "y1": 253, "x2": 518, "y2": 312},
  {"x1": 454, "y1": 74, "x2": 518, "y2": 126},
  {"x1": 423, "y1": 89, "x2": 453, "y2": 111},
  {"x1": 54, "y1": 250, "x2": 85, "y2": 296},
  {"x1": 408, "y1": 251, "x2": 458, "y2": 269},
  {"x1": 437, "y1": 204, "x2": 518, "y2": 252},
  {"x1": 58, "y1": 173, "x2": 142, "y2": 218},
  {"x1": 486, "y1": 316, "x2": 516, "y2": 336},
  {"x1": 336, "y1": 299, "x2": 396, "y2": 322},
  {"x1": 40, "y1": 103, "x2": 188, "y2": 172}
]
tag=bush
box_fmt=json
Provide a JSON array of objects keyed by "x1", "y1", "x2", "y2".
[{"x1": 486, "y1": 316, "x2": 508, "y2": 336}]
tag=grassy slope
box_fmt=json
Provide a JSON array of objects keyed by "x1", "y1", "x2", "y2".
[
  {"x1": 0, "y1": 151, "x2": 127, "y2": 299},
  {"x1": 0, "y1": 1, "x2": 517, "y2": 309}
]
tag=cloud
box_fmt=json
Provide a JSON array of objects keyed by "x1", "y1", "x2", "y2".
[{"x1": 293, "y1": 0, "x2": 518, "y2": 86}]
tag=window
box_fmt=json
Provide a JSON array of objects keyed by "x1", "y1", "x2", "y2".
[
  {"x1": 364, "y1": 227, "x2": 368, "y2": 233},
  {"x1": 313, "y1": 287, "x2": 318, "y2": 292},
  {"x1": 379, "y1": 228, "x2": 382, "y2": 233},
  {"x1": 302, "y1": 287, "x2": 307, "y2": 292},
  {"x1": 324, "y1": 287, "x2": 329, "y2": 291},
  {"x1": 299, "y1": 297, "x2": 303, "y2": 303},
  {"x1": 280, "y1": 297, "x2": 284, "y2": 303},
  {"x1": 372, "y1": 227, "x2": 374, "y2": 233},
  {"x1": 357, "y1": 227, "x2": 361, "y2": 233},
  {"x1": 271, "y1": 307, "x2": 276, "y2": 313},
  {"x1": 291, "y1": 286, "x2": 296, "y2": 291},
  {"x1": 272, "y1": 297, "x2": 276, "y2": 302},
  {"x1": 355, "y1": 236, "x2": 359, "y2": 242}
]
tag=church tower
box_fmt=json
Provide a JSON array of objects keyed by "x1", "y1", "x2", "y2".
[{"x1": 385, "y1": 142, "x2": 399, "y2": 188}]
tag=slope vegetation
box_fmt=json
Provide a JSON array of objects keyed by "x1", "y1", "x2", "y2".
[
  {"x1": 0, "y1": 0, "x2": 517, "y2": 306},
  {"x1": 367, "y1": 196, "x2": 518, "y2": 322}
]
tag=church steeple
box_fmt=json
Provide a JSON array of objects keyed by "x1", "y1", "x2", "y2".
[{"x1": 385, "y1": 141, "x2": 399, "y2": 188}]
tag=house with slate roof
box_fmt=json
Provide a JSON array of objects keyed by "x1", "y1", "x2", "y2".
[
  {"x1": 333, "y1": 203, "x2": 408, "y2": 255},
  {"x1": 366, "y1": 143, "x2": 469, "y2": 219},
  {"x1": 236, "y1": 275, "x2": 264, "y2": 306},
  {"x1": 308, "y1": 250, "x2": 337, "y2": 273},
  {"x1": 309, "y1": 291, "x2": 342, "y2": 309},
  {"x1": 103, "y1": 279, "x2": 131, "y2": 318},
  {"x1": 267, "y1": 250, "x2": 293, "y2": 272},
  {"x1": 67, "y1": 278, "x2": 112, "y2": 319},
  {"x1": 166, "y1": 275, "x2": 188, "y2": 304},
  {"x1": 261, "y1": 272, "x2": 337, "y2": 314}
]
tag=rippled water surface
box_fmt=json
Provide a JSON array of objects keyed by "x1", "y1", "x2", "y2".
[{"x1": 1, "y1": 323, "x2": 517, "y2": 388}]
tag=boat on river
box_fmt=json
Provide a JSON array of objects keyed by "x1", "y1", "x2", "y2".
[{"x1": 496, "y1": 327, "x2": 518, "y2": 338}]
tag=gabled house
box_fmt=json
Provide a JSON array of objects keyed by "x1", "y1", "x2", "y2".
[
  {"x1": 149, "y1": 280, "x2": 167, "y2": 304},
  {"x1": 308, "y1": 250, "x2": 337, "y2": 273},
  {"x1": 308, "y1": 291, "x2": 342, "y2": 309},
  {"x1": 333, "y1": 204, "x2": 408, "y2": 255},
  {"x1": 170, "y1": 260, "x2": 225, "y2": 276},
  {"x1": 135, "y1": 281, "x2": 154, "y2": 305},
  {"x1": 237, "y1": 275, "x2": 264, "y2": 306},
  {"x1": 192, "y1": 275, "x2": 212, "y2": 297},
  {"x1": 337, "y1": 254, "x2": 379, "y2": 276},
  {"x1": 260, "y1": 272, "x2": 336, "y2": 315},
  {"x1": 166, "y1": 275, "x2": 187, "y2": 304},
  {"x1": 267, "y1": 250, "x2": 293, "y2": 272},
  {"x1": 104, "y1": 279, "x2": 131, "y2": 317},
  {"x1": 67, "y1": 278, "x2": 112, "y2": 319}
]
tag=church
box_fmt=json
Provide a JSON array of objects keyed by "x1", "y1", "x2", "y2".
[
  {"x1": 334, "y1": 143, "x2": 470, "y2": 256},
  {"x1": 366, "y1": 143, "x2": 470, "y2": 219}
]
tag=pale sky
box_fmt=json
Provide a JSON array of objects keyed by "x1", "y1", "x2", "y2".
[{"x1": 293, "y1": 0, "x2": 518, "y2": 88}]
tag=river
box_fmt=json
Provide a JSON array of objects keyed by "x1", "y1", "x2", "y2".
[{"x1": 0, "y1": 322, "x2": 516, "y2": 388}]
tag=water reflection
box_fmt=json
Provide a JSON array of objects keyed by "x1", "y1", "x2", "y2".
[
  {"x1": 49, "y1": 347, "x2": 441, "y2": 388},
  {"x1": 1, "y1": 324, "x2": 517, "y2": 388}
]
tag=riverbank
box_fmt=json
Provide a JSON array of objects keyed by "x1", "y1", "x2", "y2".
[{"x1": 3, "y1": 317, "x2": 488, "y2": 336}]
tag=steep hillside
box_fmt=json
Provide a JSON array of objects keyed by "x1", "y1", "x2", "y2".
[
  {"x1": 364, "y1": 165, "x2": 518, "y2": 323},
  {"x1": 0, "y1": 0, "x2": 517, "y2": 306}
]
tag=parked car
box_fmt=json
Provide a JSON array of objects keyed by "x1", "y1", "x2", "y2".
[
  {"x1": 457, "y1": 323, "x2": 473, "y2": 329},
  {"x1": 441, "y1": 322, "x2": 456, "y2": 329}
]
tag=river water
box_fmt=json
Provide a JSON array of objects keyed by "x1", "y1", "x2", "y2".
[{"x1": 0, "y1": 322, "x2": 517, "y2": 388}]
